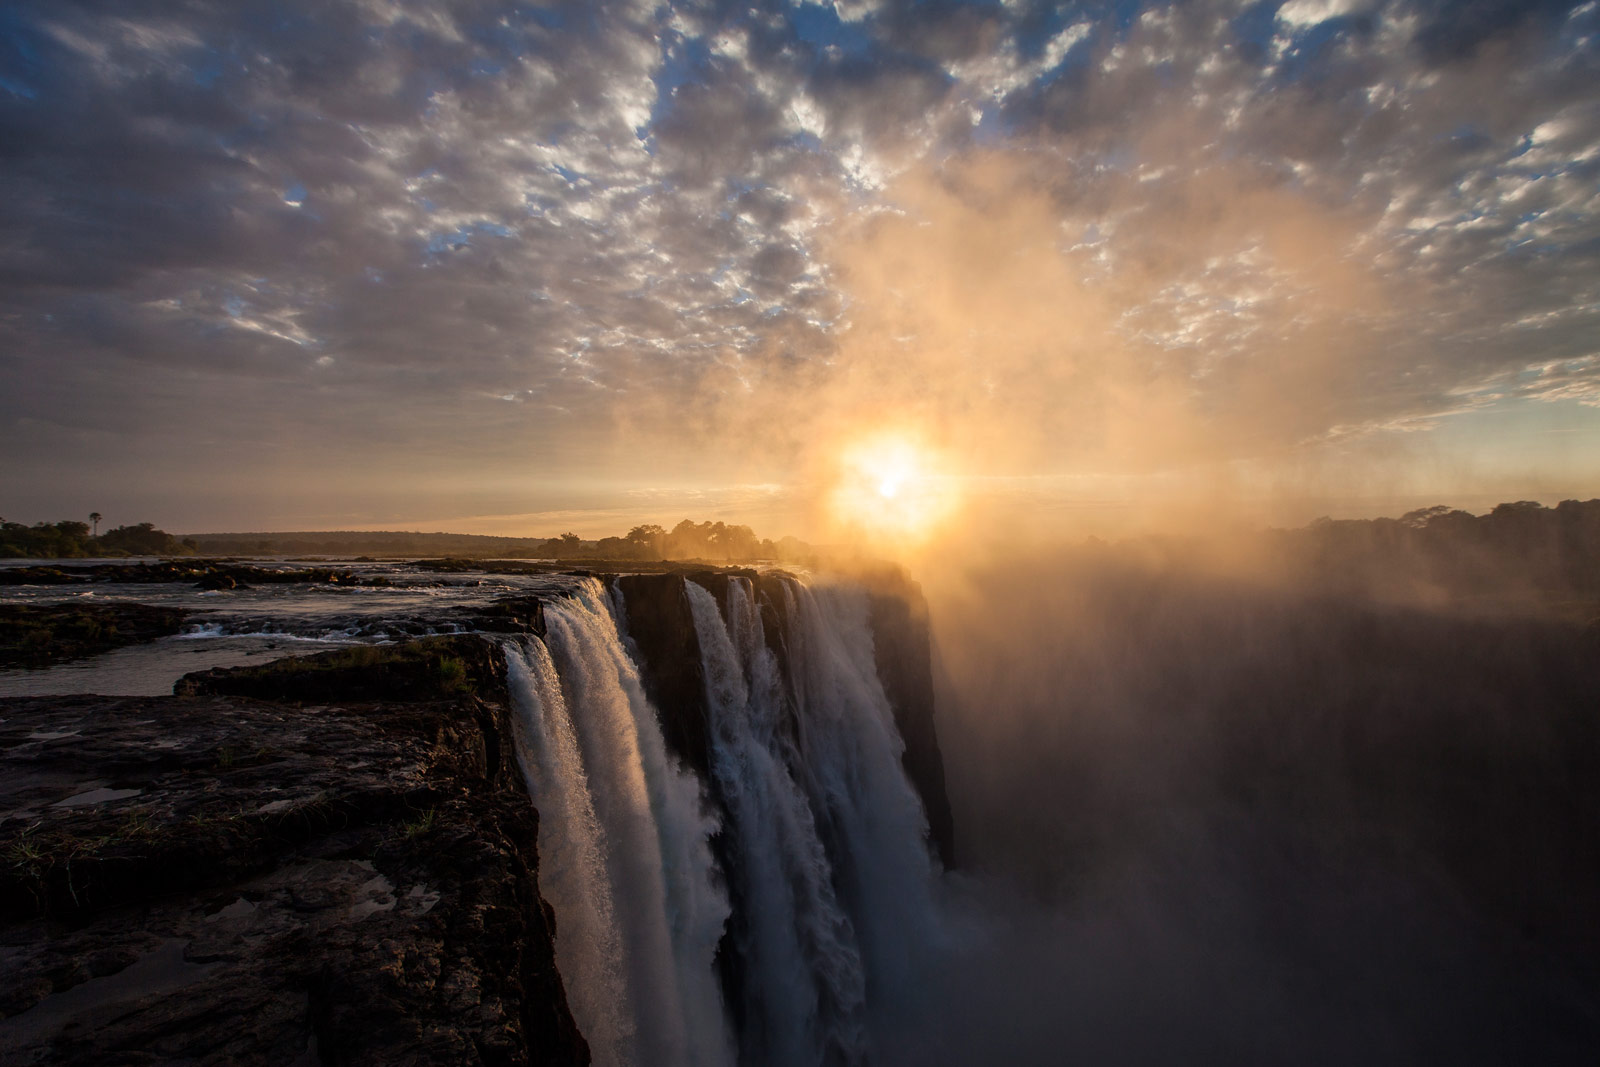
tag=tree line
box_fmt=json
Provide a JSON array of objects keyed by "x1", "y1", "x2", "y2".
[
  {"x1": 0, "y1": 520, "x2": 197, "y2": 559},
  {"x1": 2, "y1": 517, "x2": 815, "y2": 562},
  {"x1": 578, "y1": 520, "x2": 806, "y2": 562},
  {"x1": 1276, "y1": 498, "x2": 1600, "y2": 599}
]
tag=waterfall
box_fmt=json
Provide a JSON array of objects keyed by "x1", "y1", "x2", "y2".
[
  {"x1": 506, "y1": 572, "x2": 941, "y2": 1067},
  {"x1": 686, "y1": 579, "x2": 870, "y2": 1066},
  {"x1": 504, "y1": 634, "x2": 632, "y2": 1065},
  {"x1": 505, "y1": 578, "x2": 734, "y2": 1067},
  {"x1": 781, "y1": 581, "x2": 940, "y2": 1007}
]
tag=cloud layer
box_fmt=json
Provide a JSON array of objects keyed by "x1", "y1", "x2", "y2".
[{"x1": 1, "y1": 0, "x2": 1596, "y2": 531}]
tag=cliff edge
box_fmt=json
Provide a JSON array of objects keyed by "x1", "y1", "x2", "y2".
[{"x1": 0, "y1": 636, "x2": 587, "y2": 1066}]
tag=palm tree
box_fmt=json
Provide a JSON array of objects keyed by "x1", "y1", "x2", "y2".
[{"x1": 89, "y1": 512, "x2": 102, "y2": 537}]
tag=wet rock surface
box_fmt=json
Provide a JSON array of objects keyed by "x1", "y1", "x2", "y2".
[
  {"x1": 449, "y1": 597, "x2": 547, "y2": 638},
  {"x1": 0, "y1": 639, "x2": 588, "y2": 1066},
  {"x1": 0, "y1": 561, "x2": 367, "y2": 587},
  {"x1": 0, "y1": 603, "x2": 192, "y2": 669},
  {"x1": 615, "y1": 574, "x2": 714, "y2": 782},
  {"x1": 175, "y1": 635, "x2": 501, "y2": 706},
  {"x1": 412, "y1": 558, "x2": 735, "y2": 576}
]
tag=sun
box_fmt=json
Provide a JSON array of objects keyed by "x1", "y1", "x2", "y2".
[{"x1": 827, "y1": 432, "x2": 958, "y2": 544}]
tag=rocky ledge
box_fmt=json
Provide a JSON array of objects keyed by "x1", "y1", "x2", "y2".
[
  {"x1": 0, "y1": 603, "x2": 191, "y2": 669},
  {"x1": 0, "y1": 561, "x2": 369, "y2": 589},
  {"x1": 0, "y1": 636, "x2": 587, "y2": 1066}
]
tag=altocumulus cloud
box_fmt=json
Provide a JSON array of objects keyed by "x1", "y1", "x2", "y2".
[{"x1": 0, "y1": 0, "x2": 1597, "y2": 526}]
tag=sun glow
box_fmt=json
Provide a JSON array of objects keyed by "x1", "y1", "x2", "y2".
[{"x1": 827, "y1": 432, "x2": 959, "y2": 545}]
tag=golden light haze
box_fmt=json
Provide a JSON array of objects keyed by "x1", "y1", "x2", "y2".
[
  {"x1": 821, "y1": 430, "x2": 960, "y2": 548},
  {"x1": 673, "y1": 146, "x2": 1593, "y2": 552},
  {"x1": 295, "y1": 141, "x2": 1596, "y2": 549}
]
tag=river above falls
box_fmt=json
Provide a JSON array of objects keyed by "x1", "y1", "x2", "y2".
[{"x1": 0, "y1": 558, "x2": 584, "y2": 697}]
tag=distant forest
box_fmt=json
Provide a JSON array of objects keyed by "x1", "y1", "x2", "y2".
[
  {"x1": 189, "y1": 519, "x2": 816, "y2": 562},
  {"x1": 4, "y1": 505, "x2": 1598, "y2": 594},
  {"x1": 0, "y1": 520, "x2": 196, "y2": 559},
  {"x1": 1270, "y1": 499, "x2": 1600, "y2": 602},
  {"x1": 0, "y1": 517, "x2": 812, "y2": 563}
]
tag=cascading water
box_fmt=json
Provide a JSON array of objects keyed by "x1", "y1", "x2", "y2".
[
  {"x1": 779, "y1": 581, "x2": 941, "y2": 1006},
  {"x1": 504, "y1": 633, "x2": 632, "y2": 1064},
  {"x1": 506, "y1": 573, "x2": 942, "y2": 1067},
  {"x1": 505, "y1": 578, "x2": 734, "y2": 1067},
  {"x1": 687, "y1": 578, "x2": 870, "y2": 1066}
]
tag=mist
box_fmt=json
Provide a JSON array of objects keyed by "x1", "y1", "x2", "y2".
[{"x1": 874, "y1": 528, "x2": 1600, "y2": 1065}]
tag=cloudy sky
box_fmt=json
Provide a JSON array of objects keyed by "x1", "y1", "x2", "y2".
[{"x1": 2, "y1": 0, "x2": 1597, "y2": 537}]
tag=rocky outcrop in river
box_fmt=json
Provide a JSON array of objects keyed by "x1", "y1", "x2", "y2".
[{"x1": 0, "y1": 603, "x2": 190, "y2": 668}]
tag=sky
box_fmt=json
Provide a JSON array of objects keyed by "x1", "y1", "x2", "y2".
[{"x1": 1, "y1": 0, "x2": 1597, "y2": 539}]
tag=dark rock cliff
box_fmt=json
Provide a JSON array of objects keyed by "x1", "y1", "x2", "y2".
[
  {"x1": 615, "y1": 574, "x2": 714, "y2": 783},
  {"x1": 0, "y1": 637, "x2": 588, "y2": 1066},
  {"x1": 866, "y1": 584, "x2": 956, "y2": 869}
]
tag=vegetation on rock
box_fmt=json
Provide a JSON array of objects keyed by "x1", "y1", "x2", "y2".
[
  {"x1": 175, "y1": 635, "x2": 504, "y2": 704},
  {"x1": 0, "y1": 603, "x2": 190, "y2": 668}
]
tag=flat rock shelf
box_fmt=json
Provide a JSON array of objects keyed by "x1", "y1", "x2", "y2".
[{"x1": 0, "y1": 636, "x2": 588, "y2": 1066}]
